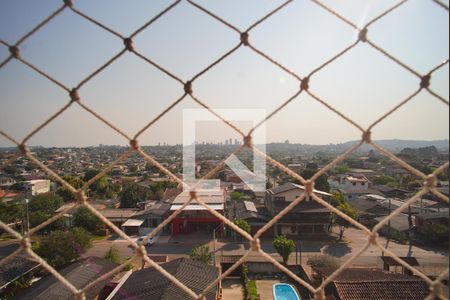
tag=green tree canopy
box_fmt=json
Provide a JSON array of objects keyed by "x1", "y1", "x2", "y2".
[
  {"x1": 190, "y1": 245, "x2": 213, "y2": 265},
  {"x1": 56, "y1": 176, "x2": 85, "y2": 202},
  {"x1": 28, "y1": 193, "x2": 64, "y2": 230},
  {"x1": 273, "y1": 235, "x2": 295, "y2": 265},
  {"x1": 104, "y1": 246, "x2": 121, "y2": 264},
  {"x1": 36, "y1": 228, "x2": 92, "y2": 269},
  {"x1": 235, "y1": 219, "x2": 251, "y2": 234},
  {"x1": 335, "y1": 202, "x2": 358, "y2": 241},
  {"x1": 120, "y1": 183, "x2": 151, "y2": 208},
  {"x1": 301, "y1": 168, "x2": 330, "y2": 193},
  {"x1": 0, "y1": 202, "x2": 24, "y2": 224},
  {"x1": 73, "y1": 206, "x2": 105, "y2": 235}
]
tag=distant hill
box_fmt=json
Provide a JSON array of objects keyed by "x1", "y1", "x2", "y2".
[{"x1": 341, "y1": 139, "x2": 449, "y2": 152}]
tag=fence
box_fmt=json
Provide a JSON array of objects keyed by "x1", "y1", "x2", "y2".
[{"x1": 0, "y1": 0, "x2": 449, "y2": 299}]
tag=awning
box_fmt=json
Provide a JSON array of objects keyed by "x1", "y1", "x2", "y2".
[
  {"x1": 170, "y1": 204, "x2": 224, "y2": 211},
  {"x1": 121, "y1": 219, "x2": 144, "y2": 227}
]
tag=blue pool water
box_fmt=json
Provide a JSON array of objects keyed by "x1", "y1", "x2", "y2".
[{"x1": 273, "y1": 283, "x2": 301, "y2": 300}]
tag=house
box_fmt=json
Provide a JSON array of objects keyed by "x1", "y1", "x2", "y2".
[
  {"x1": 0, "y1": 243, "x2": 40, "y2": 293},
  {"x1": 229, "y1": 200, "x2": 271, "y2": 235},
  {"x1": 414, "y1": 211, "x2": 449, "y2": 234},
  {"x1": 170, "y1": 190, "x2": 226, "y2": 235},
  {"x1": 339, "y1": 175, "x2": 371, "y2": 191},
  {"x1": 0, "y1": 177, "x2": 16, "y2": 188},
  {"x1": 265, "y1": 183, "x2": 333, "y2": 237},
  {"x1": 108, "y1": 258, "x2": 220, "y2": 300},
  {"x1": 17, "y1": 257, "x2": 117, "y2": 300},
  {"x1": 23, "y1": 180, "x2": 51, "y2": 197},
  {"x1": 374, "y1": 214, "x2": 412, "y2": 239},
  {"x1": 374, "y1": 186, "x2": 411, "y2": 199},
  {"x1": 347, "y1": 196, "x2": 390, "y2": 227},
  {"x1": 324, "y1": 268, "x2": 431, "y2": 300}
]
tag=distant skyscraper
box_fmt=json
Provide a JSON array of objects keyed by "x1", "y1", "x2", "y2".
[
  {"x1": 229, "y1": 138, "x2": 233, "y2": 145},
  {"x1": 225, "y1": 140, "x2": 229, "y2": 145}
]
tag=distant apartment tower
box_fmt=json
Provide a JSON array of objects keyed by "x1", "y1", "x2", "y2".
[{"x1": 24, "y1": 180, "x2": 51, "y2": 197}]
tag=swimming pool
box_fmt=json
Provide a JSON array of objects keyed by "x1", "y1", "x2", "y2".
[{"x1": 273, "y1": 283, "x2": 301, "y2": 300}]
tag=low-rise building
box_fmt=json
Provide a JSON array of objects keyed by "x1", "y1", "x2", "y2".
[
  {"x1": 265, "y1": 183, "x2": 333, "y2": 237},
  {"x1": 23, "y1": 180, "x2": 51, "y2": 197},
  {"x1": 324, "y1": 268, "x2": 430, "y2": 300},
  {"x1": 108, "y1": 258, "x2": 220, "y2": 300}
]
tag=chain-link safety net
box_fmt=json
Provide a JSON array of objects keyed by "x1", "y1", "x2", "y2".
[{"x1": 0, "y1": 0, "x2": 449, "y2": 299}]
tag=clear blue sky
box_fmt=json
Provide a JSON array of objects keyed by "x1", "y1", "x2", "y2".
[{"x1": 0, "y1": 0, "x2": 448, "y2": 147}]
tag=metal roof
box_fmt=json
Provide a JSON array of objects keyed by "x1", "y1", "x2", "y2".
[
  {"x1": 121, "y1": 219, "x2": 145, "y2": 227},
  {"x1": 243, "y1": 201, "x2": 257, "y2": 213},
  {"x1": 170, "y1": 204, "x2": 224, "y2": 211}
]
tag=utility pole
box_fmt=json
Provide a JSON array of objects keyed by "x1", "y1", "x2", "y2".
[{"x1": 23, "y1": 198, "x2": 30, "y2": 233}]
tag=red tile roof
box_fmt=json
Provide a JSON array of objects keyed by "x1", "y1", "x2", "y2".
[{"x1": 329, "y1": 268, "x2": 431, "y2": 300}]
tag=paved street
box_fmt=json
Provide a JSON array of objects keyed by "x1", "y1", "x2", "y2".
[{"x1": 84, "y1": 227, "x2": 448, "y2": 276}]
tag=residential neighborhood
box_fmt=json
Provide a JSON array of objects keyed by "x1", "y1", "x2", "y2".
[{"x1": 0, "y1": 142, "x2": 448, "y2": 300}]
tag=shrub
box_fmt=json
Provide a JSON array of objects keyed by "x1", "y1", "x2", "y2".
[
  {"x1": 273, "y1": 235, "x2": 295, "y2": 265},
  {"x1": 190, "y1": 245, "x2": 213, "y2": 265},
  {"x1": 307, "y1": 255, "x2": 341, "y2": 275}
]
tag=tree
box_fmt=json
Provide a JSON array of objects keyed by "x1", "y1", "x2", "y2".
[
  {"x1": 331, "y1": 192, "x2": 345, "y2": 207},
  {"x1": 120, "y1": 183, "x2": 151, "y2": 208},
  {"x1": 36, "y1": 228, "x2": 92, "y2": 269},
  {"x1": 307, "y1": 255, "x2": 341, "y2": 274},
  {"x1": 235, "y1": 219, "x2": 251, "y2": 234},
  {"x1": 334, "y1": 164, "x2": 350, "y2": 175},
  {"x1": 104, "y1": 246, "x2": 121, "y2": 264},
  {"x1": 273, "y1": 235, "x2": 295, "y2": 265},
  {"x1": 230, "y1": 191, "x2": 247, "y2": 201},
  {"x1": 301, "y1": 168, "x2": 330, "y2": 193},
  {"x1": 56, "y1": 176, "x2": 85, "y2": 202},
  {"x1": 335, "y1": 202, "x2": 358, "y2": 241},
  {"x1": 373, "y1": 175, "x2": 397, "y2": 186},
  {"x1": 73, "y1": 206, "x2": 105, "y2": 235},
  {"x1": 0, "y1": 202, "x2": 24, "y2": 224},
  {"x1": 28, "y1": 193, "x2": 64, "y2": 230},
  {"x1": 190, "y1": 245, "x2": 213, "y2": 265},
  {"x1": 84, "y1": 169, "x2": 109, "y2": 197}
]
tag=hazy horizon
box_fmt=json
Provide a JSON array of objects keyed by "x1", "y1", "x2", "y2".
[{"x1": 1, "y1": 0, "x2": 449, "y2": 147}]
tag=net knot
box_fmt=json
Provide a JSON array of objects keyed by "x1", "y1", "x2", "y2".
[
  {"x1": 369, "y1": 232, "x2": 378, "y2": 245},
  {"x1": 300, "y1": 77, "x2": 310, "y2": 91},
  {"x1": 130, "y1": 139, "x2": 140, "y2": 150},
  {"x1": 251, "y1": 238, "x2": 261, "y2": 252},
  {"x1": 75, "y1": 292, "x2": 86, "y2": 300},
  {"x1": 124, "y1": 38, "x2": 134, "y2": 51},
  {"x1": 241, "y1": 32, "x2": 250, "y2": 46},
  {"x1": 18, "y1": 144, "x2": 28, "y2": 156},
  {"x1": 190, "y1": 190, "x2": 197, "y2": 199},
  {"x1": 9, "y1": 46, "x2": 20, "y2": 59},
  {"x1": 362, "y1": 130, "x2": 372, "y2": 143},
  {"x1": 136, "y1": 245, "x2": 148, "y2": 258},
  {"x1": 77, "y1": 190, "x2": 87, "y2": 205},
  {"x1": 305, "y1": 180, "x2": 315, "y2": 196},
  {"x1": 424, "y1": 174, "x2": 437, "y2": 190},
  {"x1": 20, "y1": 237, "x2": 32, "y2": 251},
  {"x1": 184, "y1": 81, "x2": 193, "y2": 95},
  {"x1": 70, "y1": 88, "x2": 80, "y2": 102},
  {"x1": 430, "y1": 282, "x2": 443, "y2": 296},
  {"x1": 315, "y1": 289, "x2": 325, "y2": 300},
  {"x1": 420, "y1": 74, "x2": 431, "y2": 89},
  {"x1": 359, "y1": 28, "x2": 368, "y2": 42},
  {"x1": 63, "y1": 0, "x2": 73, "y2": 7},
  {"x1": 244, "y1": 135, "x2": 253, "y2": 148}
]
